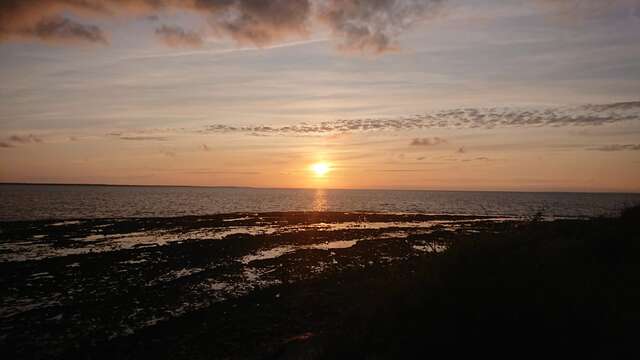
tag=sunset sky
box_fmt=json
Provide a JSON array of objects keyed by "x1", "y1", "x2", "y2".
[{"x1": 1, "y1": 0, "x2": 639, "y2": 192}]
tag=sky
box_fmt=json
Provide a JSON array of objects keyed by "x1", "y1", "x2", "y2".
[{"x1": 1, "y1": 0, "x2": 639, "y2": 192}]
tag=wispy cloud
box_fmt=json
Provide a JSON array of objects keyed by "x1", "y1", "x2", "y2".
[
  {"x1": 202, "y1": 101, "x2": 640, "y2": 136},
  {"x1": 125, "y1": 38, "x2": 329, "y2": 60},
  {"x1": 148, "y1": 167, "x2": 260, "y2": 175},
  {"x1": 410, "y1": 137, "x2": 447, "y2": 146},
  {"x1": 461, "y1": 157, "x2": 491, "y2": 162},
  {"x1": 9, "y1": 134, "x2": 43, "y2": 144},
  {"x1": 1, "y1": 134, "x2": 44, "y2": 149},
  {"x1": 537, "y1": 0, "x2": 640, "y2": 17},
  {"x1": 119, "y1": 136, "x2": 168, "y2": 141},
  {"x1": 588, "y1": 144, "x2": 640, "y2": 151},
  {"x1": 183, "y1": 170, "x2": 260, "y2": 175}
]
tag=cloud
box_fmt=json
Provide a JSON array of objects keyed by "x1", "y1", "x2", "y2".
[
  {"x1": 203, "y1": 101, "x2": 640, "y2": 136},
  {"x1": 1, "y1": 134, "x2": 44, "y2": 149},
  {"x1": 8, "y1": 134, "x2": 43, "y2": 144},
  {"x1": 0, "y1": 0, "x2": 637, "y2": 52},
  {"x1": 0, "y1": 0, "x2": 108, "y2": 45},
  {"x1": 0, "y1": 0, "x2": 440, "y2": 53},
  {"x1": 582, "y1": 101, "x2": 640, "y2": 112},
  {"x1": 588, "y1": 144, "x2": 640, "y2": 151},
  {"x1": 461, "y1": 157, "x2": 490, "y2": 162},
  {"x1": 325, "y1": 132, "x2": 352, "y2": 141},
  {"x1": 410, "y1": 137, "x2": 447, "y2": 146},
  {"x1": 119, "y1": 136, "x2": 168, "y2": 141},
  {"x1": 201, "y1": 144, "x2": 210, "y2": 151},
  {"x1": 317, "y1": 0, "x2": 445, "y2": 53},
  {"x1": 0, "y1": 0, "x2": 311, "y2": 47},
  {"x1": 155, "y1": 25, "x2": 203, "y2": 48},
  {"x1": 29, "y1": 16, "x2": 107, "y2": 44},
  {"x1": 207, "y1": 0, "x2": 312, "y2": 46}
]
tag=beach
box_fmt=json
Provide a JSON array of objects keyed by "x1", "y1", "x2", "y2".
[{"x1": 2, "y1": 208, "x2": 639, "y2": 358}]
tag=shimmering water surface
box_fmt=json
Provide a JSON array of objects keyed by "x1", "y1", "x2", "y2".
[{"x1": 1, "y1": 184, "x2": 639, "y2": 220}]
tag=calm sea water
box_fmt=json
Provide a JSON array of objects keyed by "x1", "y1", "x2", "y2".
[{"x1": 1, "y1": 184, "x2": 639, "y2": 221}]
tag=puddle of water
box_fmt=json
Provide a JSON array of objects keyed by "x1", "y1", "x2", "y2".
[
  {"x1": 121, "y1": 259, "x2": 147, "y2": 265},
  {"x1": 240, "y1": 246, "x2": 296, "y2": 264},
  {"x1": 239, "y1": 234, "x2": 407, "y2": 264},
  {"x1": 223, "y1": 216, "x2": 252, "y2": 222},
  {"x1": 412, "y1": 244, "x2": 447, "y2": 253},
  {"x1": 72, "y1": 231, "x2": 150, "y2": 243},
  {"x1": 148, "y1": 267, "x2": 205, "y2": 286},
  {"x1": 50, "y1": 221, "x2": 82, "y2": 227},
  {"x1": 306, "y1": 240, "x2": 358, "y2": 250}
]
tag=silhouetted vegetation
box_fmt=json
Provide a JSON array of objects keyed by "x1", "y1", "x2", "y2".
[{"x1": 319, "y1": 206, "x2": 640, "y2": 358}]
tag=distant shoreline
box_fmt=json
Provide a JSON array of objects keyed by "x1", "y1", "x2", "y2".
[{"x1": 0, "y1": 182, "x2": 637, "y2": 195}]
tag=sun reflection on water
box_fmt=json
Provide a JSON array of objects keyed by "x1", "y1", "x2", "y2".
[{"x1": 312, "y1": 189, "x2": 328, "y2": 212}]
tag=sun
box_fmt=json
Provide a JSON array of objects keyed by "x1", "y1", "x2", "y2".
[{"x1": 311, "y1": 162, "x2": 331, "y2": 177}]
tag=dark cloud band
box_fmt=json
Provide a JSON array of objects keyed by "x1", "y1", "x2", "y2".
[{"x1": 0, "y1": 0, "x2": 634, "y2": 52}]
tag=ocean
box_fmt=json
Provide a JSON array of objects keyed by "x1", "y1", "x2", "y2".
[{"x1": 1, "y1": 184, "x2": 639, "y2": 221}]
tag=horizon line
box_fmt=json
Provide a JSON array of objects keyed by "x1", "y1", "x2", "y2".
[{"x1": 1, "y1": 182, "x2": 638, "y2": 195}]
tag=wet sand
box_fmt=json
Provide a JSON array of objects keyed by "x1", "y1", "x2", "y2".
[{"x1": 0, "y1": 211, "x2": 525, "y2": 358}]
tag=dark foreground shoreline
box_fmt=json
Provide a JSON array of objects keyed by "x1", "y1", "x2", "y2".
[{"x1": 1, "y1": 209, "x2": 639, "y2": 358}]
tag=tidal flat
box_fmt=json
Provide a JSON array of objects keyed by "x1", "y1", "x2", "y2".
[{"x1": 1, "y1": 209, "x2": 638, "y2": 358}]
